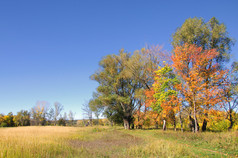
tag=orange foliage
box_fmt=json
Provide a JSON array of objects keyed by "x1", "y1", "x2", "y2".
[{"x1": 172, "y1": 43, "x2": 226, "y2": 111}]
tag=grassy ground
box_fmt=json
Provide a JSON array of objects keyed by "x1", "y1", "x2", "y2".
[{"x1": 0, "y1": 126, "x2": 237, "y2": 158}]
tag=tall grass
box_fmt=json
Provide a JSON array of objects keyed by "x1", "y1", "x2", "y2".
[
  {"x1": 0, "y1": 126, "x2": 237, "y2": 158},
  {"x1": 0, "y1": 126, "x2": 79, "y2": 158}
]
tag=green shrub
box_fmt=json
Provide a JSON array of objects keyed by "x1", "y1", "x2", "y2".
[
  {"x1": 1, "y1": 122, "x2": 8, "y2": 127},
  {"x1": 208, "y1": 119, "x2": 230, "y2": 132}
]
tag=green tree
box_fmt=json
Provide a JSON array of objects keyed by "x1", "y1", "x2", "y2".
[
  {"x1": 91, "y1": 47, "x2": 168, "y2": 129},
  {"x1": 91, "y1": 50, "x2": 142, "y2": 129},
  {"x1": 172, "y1": 17, "x2": 234, "y2": 64}
]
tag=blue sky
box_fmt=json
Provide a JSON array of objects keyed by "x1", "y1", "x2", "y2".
[{"x1": 0, "y1": 0, "x2": 237, "y2": 119}]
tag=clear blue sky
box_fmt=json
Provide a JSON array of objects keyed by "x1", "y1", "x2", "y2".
[{"x1": 0, "y1": 0, "x2": 237, "y2": 119}]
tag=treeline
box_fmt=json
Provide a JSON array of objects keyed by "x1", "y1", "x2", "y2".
[
  {"x1": 89, "y1": 17, "x2": 238, "y2": 132},
  {"x1": 0, "y1": 101, "x2": 76, "y2": 127}
]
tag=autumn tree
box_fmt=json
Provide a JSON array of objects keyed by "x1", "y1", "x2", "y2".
[
  {"x1": 31, "y1": 101, "x2": 49, "y2": 125},
  {"x1": 151, "y1": 65, "x2": 181, "y2": 131},
  {"x1": 172, "y1": 17, "x2": 235, "y2": 131},
  {"x1": 14, "y1": 110, "x2": 30, "y2": 126},
  {"x1": 172, "y1": 44, "x2": 226, "y2": 133},
  {"x1": 0, "y1": 112, "x2": 15, "y2": 127}
]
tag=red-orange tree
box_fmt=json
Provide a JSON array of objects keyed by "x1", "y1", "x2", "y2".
[{"x1": 172, "y1": 43, "x2": 226, "y2": 132}]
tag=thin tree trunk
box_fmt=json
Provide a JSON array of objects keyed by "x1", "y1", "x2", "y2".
[
  {"x1": 155, "y1": 121, "x2": 159, "y2": 129},
  {"x1": 155, "y1": 114, "x2": 159, "y2": 129},
  {"x1": 193, "y1": 96, "x2": 198, "y2": 133},
  {"x1": 179, "y1": 111, "x2": 183, "y2": 132},
  {"x1": 123, "y1": 119, "x2": 130, "y2": 130},
  {"x1": 173, "y1": 115, "x2": 176, "y2": 131},
  {"x1": 163, "y1": 119, "x2": 166, "y2": 131}
]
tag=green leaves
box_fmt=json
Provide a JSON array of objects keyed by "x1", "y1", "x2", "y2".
[
  {"x1": 152, "y1": 65, "x2": 180, "y2": 112},
  {"x1": 172, "y1": 17, "x2": 234, "y2": 64}
]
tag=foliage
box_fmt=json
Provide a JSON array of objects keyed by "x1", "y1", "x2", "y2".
[
  {"x1": 90, "y1": 50, "x2": 144, "y2": 129},
  {"x1": 58, "y1": 118, "x2": 66, "y2": 126},
  {"x1": 152, "y1": 65, "x2": 180, "y2": 116},
  {"x1": 172, "y1": 17, "x2": 234, "y2": 64},
  {"x1": 172, "y1": 43, "x2": 227, "y2": 132},
  {"x1": 14, "y1": 110, "x2": 30, "y2": 126},
  {"x1": 31, "y1": 101, "x2": 49, "y2": 126}
]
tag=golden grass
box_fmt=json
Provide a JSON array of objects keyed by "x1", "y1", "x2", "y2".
[
  {"x1": 0, "y1": 126, "x2": 237, "y2": 158},
  {"x1": 0, "y1": 126, "x2": 79, "y2": 158}
]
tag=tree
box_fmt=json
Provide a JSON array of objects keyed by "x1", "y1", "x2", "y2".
[
  {"x1": 89, "y1": 92, "x2": 104, "y2": 125},
  {"x1": 68, "y1": 110, "x2": 75, "y2": 126},
  {"x1": 172, "y1": 17, "x2": 235, "y2": 131},
  {"x1": 1, "y1": 112, "x2": 15, "y2": 127},
  {"x1": 54, "y1": 102, "x2": 63, "y2": 125},
  {"x1": 172, "y1": 44, "x2": 226, "y2": 133},
  {"x1": 91, "y1": 50, "x2": 146, "y2": 129},
  {"x1": 172, "y1": 17, "x2": 234, "y2": 64},
  {"x1": 152, "y1": 65, "x2": 181, "y2": 131},
  {"x1": 58, "y1": 117, "x2": 66, "y2": 126},
  {"x1": 14, "y1": 110, "x2": 30, "y2": 126},
  {"x1": 219, "y1": 62, "x2": 238, "y2": 130},
  {"x1": 82, "y1": 102, "x2": 93, "y2": 126},
  {"x1": 91, "y1": 47, "x2": 169, "y2": 129},
  {"x1": 31, "y1": 101, "x2": 49, "y2": 125},
  {"x1": 47, "y1": 108, "x2": 55, "y2": 124}
]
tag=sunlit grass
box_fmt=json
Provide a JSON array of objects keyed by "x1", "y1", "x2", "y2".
[
  {"x1": 0, "y1": 126, "x2": 237, "y2": 158},
  {"x1": 0, "y1": 126, "x2": 81, "y2": 158}
]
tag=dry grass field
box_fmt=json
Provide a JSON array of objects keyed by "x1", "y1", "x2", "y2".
[{"x1": 0, "y1": 126, "x2": 237, "y2": 158}]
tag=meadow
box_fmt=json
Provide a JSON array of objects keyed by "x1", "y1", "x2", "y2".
[{"x1": 0, "y1": 126, "x2": 237, "y2": 158}]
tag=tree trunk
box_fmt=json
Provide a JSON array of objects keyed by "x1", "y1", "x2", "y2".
[
  {"x1": 193, "y1": 96, "x2": 198, "y2": 133},
  {"x1": 173, "y1": 115, "x2": 176, "y2": 131},
  {"x1": 131, "y1": 123, "x2": 134, "y2": 129},
  {"x1": 228, "y1": 110, "x2": 233, "y2": 131},
  {"x1": 202, "y1": 119, "x2": 207, "y2": 132},
  {"x1": 179, "y1": 111, "x2": 183, "y2": 132},
  {"x1": 163, "y1": 119, "x2": 166, "y2": 131},
  {"x1": 202, "y1": 112, "x2": 208, "y2": 131},
  {"x1": 123, "y1": 119, "x2": 130, "y2": 130},
  {"x1": 189, "y1": 115, "x2": 195, "y2": 132},
  {"x1": 155, "y1": 121, "x2": 159, "y2": 129}
]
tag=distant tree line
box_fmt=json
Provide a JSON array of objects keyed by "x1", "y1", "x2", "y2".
[
  {"x1": 0, "y1": 101, "x2": 76, "y2": 127},
  {"x1": 89, "y1": 17, "x2": 238, "y2": 132}
]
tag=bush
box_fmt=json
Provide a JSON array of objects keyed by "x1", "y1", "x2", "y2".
[
  {"x1": 1, "y1": 122, "x2": 8, "y2": 127},
  {"x1": 208, "y1": 119, "x2": 230, "y2": 132},
  {"x1": 58, "y1": 118, "x2": 66, "y2": 126}
]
